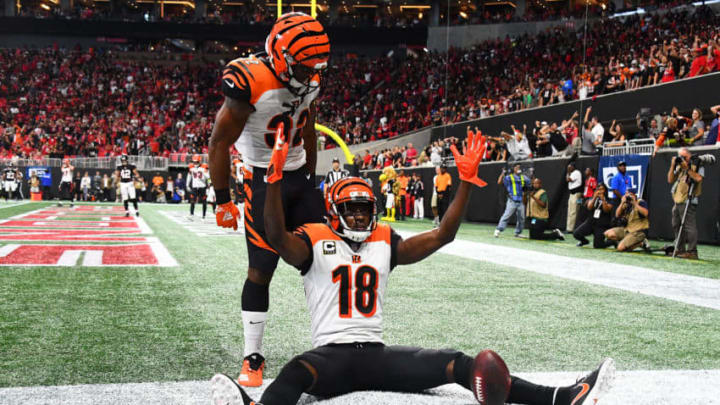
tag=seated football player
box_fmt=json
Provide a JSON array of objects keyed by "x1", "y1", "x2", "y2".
[{"x1": 211, "y1": 130, "x2": 615, "y2": 405}]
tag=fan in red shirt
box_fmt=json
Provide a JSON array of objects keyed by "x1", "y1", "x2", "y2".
[
  {"x1": 689, "y1": 46, "x2": 710, "y2": 77},
  {"x1": 583, "y1": 168, "x2": 597, "y2": 198}
]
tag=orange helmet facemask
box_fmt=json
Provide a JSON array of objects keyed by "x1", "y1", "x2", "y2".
[
  {"x1": 265, "y1": 12, "x2": 330, "y2": 96},
  {"x1": 325, "y1": 177, "x2": 377, "y2": 243}
]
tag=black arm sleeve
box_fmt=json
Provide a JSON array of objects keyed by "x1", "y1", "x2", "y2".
[
  {"x1": 293, "y1": 227, "x2": 315, "y2": 275},
  {"x1": 390, "y1": 229, "x2": 402, "y2": 270}
]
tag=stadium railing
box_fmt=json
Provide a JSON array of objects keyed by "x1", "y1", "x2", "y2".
[
  {"x1": 168, "y1": 153, "x2": 208, "y2": 167},
  {"x1": 602, "y1": 139, "x2": 655, "y2": 156}
]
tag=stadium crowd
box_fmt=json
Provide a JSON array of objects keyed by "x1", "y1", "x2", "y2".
[
  {"x1": 322, "y1": 7, "x2": 720, "y2": 149},
  {"x1": 1, "y1": 6, "x2": 719, "y2": 161},
  {"x1": 0, "y1": 47, "x2": 222, "y2": 159}
]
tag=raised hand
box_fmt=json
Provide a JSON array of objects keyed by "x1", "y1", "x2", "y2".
[
  {"x1": 266, "y1": 122, "x2": 289, "y2": 184},
  {"x1": 451, "y1": 130, "x2": 487, "y2": 188}
]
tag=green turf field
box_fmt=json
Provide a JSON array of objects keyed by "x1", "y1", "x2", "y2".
[{"x1": 1, "y1": 201, "x2": 720, "y2": 396}]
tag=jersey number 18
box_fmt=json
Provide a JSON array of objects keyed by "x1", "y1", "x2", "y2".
[{"x1": 331, "y1": 265, "x2": 378, "y2": 318}]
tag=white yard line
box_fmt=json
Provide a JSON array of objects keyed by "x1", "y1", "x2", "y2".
[
  {"x1": 0, "y1": 201, "x2": 31, "y2": 210},
  {"x1": 147, "y1": 236, "x2": 179, "y2": 267},
  {"x1": 397, "y1": 231, "x2": 720, "y2": 311},
  {"x1": 1, "y1": 369, "x2": 718, "y2": 404},
  {"x1": 160, "y1": 210, "x2": 245, "y2": 237}
]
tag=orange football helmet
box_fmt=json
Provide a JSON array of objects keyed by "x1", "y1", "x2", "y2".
[
  {"x1": 265, "y1": 12, "x2": 330, "y2": 96},
  {"x1": 325, "y1": 177, "x2": 376, "y2": 242}
]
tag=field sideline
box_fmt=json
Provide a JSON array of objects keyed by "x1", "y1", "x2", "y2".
[{"x1": 1, "y1": 201, "x2": 719, "y2": 404}]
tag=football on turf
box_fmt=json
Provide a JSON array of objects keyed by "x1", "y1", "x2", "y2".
[{"x1": 471, "y1": 349, "x2": 511, "y2": 405}]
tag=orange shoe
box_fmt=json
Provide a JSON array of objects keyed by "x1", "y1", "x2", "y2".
[{"x1": 237, "y1": 353, "x2": 265, "y2": 387}]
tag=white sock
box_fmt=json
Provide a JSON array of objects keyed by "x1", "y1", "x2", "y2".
[{"x1": 242, "y1": 310, "x2": 267, "y2": 358}]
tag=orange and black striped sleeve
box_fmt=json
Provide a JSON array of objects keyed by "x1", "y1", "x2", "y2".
[{"x1": 222, "y1": 59, "x2": 253, "y2": 104}]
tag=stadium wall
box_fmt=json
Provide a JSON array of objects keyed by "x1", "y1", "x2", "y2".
[{"x1": 362, "y1": 147, "x2": 720, "y2": 245}]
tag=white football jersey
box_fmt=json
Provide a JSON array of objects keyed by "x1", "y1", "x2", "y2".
[
  {"x1": 222, "y1": 54, "x2": 318, "y2": 171},
  {"x1": 61, "y1": 166, "x2": 73, "y2": 182},
  {"x1": 294, "y1": 223, "x2": 400, "y2": 348},
  {"x1": 187, "y1": 164, "x2": 209, "y2": 188}
]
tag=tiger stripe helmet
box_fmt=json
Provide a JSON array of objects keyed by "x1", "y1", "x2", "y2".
[
  {"x1": 325, "y1": 177, "x2": 377, "y2": 243},
  {"x1": 265, "y1": 12, "x2": 330, "y2": 96}
]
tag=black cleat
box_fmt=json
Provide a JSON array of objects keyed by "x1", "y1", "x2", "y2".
[
  {"x1": 554, "y1": 358, "x2": 615, "y2": 405},
  {"x1": 211, "y1": 373, "x2": 258, "y2": 405}
]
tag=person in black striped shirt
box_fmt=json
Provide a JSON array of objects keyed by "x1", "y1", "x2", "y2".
[{"x1": 323, "y1": 157, "x2": 349, "y2": 196}]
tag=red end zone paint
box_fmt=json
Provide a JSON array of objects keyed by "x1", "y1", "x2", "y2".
[
  {"x1": 0, "y1": 220, "x2": 140, "y2": 229},
  {"x1": 0, "y1": 240, "x2": 177, "y2": 266},
  {"x1": 0, "y1": 229, "x2": 146, "y2": 241},
  {"x1": 0, "y1": 207, "x2": 177, "y2": 266},
  {"x1": 0, "y1": 244, "x2": 158, "y2": 266},
  {"x1": 22, "y1": 214, "x2": 134, "y2": 221}
]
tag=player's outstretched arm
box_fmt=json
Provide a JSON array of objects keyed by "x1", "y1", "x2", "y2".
[
  {"x1": 396, "y1": 132, "x2": 487, "y2": 266},
  {"x1": 208, "y1": 97, "x2": 252, "y2": 192},
  {"x1": 264, "y1": 124, "x2": 311, "y2": 267}
]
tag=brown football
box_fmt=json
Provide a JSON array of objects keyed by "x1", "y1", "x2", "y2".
[{"x1": 471, "y1": 349, "x2": 511, "y2": 405}]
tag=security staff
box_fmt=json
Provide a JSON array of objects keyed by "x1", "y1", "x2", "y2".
[
  {"x1": 609, "y1": 161, "x2": 631, "y2": 204},
  {"x1": 668, "y1": 147, "x2": 705, "y2": 259},
  {"x1": 435, "y1": 165, "x2": 452, "y2": 222},
  {"x1": 494, "y1": 164, "x2": 531, "y2": 238}
]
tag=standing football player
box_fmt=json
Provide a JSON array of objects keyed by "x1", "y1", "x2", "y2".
[
  {"x1": 2, "y1": 162, "x2": 20, "y2": 201},
  {"x1": 211, "y1": 131, "x2": 615, "y2": 405},
  {"x1": 115, "y1": 155, "x2": 141, "y2": 217},
  {"x1": 58, "y1": 158, "x2": 74, "y2": 207},
  {"x1": 187, "y1": 155, "x2": 210, "y2": 220},
  {"x1": 209, "y1": 12, "x2": 329, "y2": 387}
]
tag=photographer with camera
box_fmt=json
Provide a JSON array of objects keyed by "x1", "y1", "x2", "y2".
[
  {"x1": 603, "y1": 191, "x2": 650, "y2": 252},
  {"x1": 527, "y1": 177, "x2": 565, "y2": 241},
  {"x1": 668, "y1": 147, "x2": 706, "y2": 259},
  {"x1": 573, "y1": 183, "x2": 615, "y2": 248},
  {"x1": 494, "y1": 164, "x2": 531, "y2": 238}
]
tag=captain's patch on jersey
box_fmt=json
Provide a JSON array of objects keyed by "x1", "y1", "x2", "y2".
[
  {"x1": 0, "y1": 206, "x2": 176, "y2": 267},
  {"x1": 322, "y1": 241, "x2": 336, "y2": 255}
]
